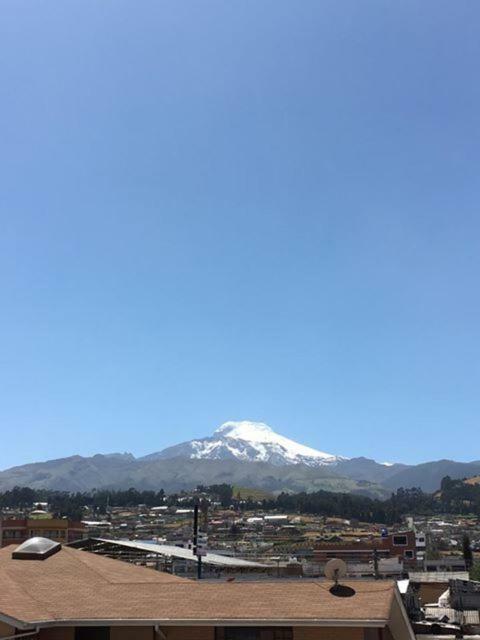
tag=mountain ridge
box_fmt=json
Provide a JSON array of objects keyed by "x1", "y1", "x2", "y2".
[
  {"x1": 0, "y1": 421, "x2": 478, "y2": 495},
  {"x1": 0, "y1": 453, "x2": 388, "y2": 497}
]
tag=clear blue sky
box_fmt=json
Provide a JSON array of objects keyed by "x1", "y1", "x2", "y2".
[{"x1": 1, "y1": 1, "x2": 479, "y2": 470}]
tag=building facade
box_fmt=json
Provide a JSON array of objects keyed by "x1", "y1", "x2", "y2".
[
  {"x1": 0, "y1": 518, "x2": 85, "y2": 547},
  {"x1": 314, "y1": 530, "x2": 418, "y2": 566}
]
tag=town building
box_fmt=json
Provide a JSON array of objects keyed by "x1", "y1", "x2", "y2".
[
  {"x1": 407, "y1": 571, "x2": 471, "y2": 605},
  {"x1": 314, "y1": 530, "x2": 418, "y2": 566},
  {"x1": 0, "y1": 518, "x2": 85, "y2": 547}
]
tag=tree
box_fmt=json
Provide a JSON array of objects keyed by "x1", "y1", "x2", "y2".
[
  {"x1": 470, "y1": 563, "x2": 480, "y2": 581},
  {"x1": 425, "y1": 532, "x2": 441, "y2": 560},
  {"x1": 441, "y1": 476, "x2": 454, "y2": 492}
]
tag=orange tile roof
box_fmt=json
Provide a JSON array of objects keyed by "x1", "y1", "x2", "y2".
[{"x1": 0, "y1": 545, "x2": 396, "y2": 627}]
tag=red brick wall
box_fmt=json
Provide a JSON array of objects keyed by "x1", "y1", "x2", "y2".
[{"x1": 314, "y1": 531, "x2": 416, "y2": 563}]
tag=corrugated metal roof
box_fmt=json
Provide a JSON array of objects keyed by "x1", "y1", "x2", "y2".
[
  {"x1": 95, "y1": 538, "x2": 268, "y2": 568},
  {"x1": 408, "y1": 571, "x2": 470, "y2": 583},
  {"x1": 423, "y1": 606, "x2": 480, "y2": 625}
]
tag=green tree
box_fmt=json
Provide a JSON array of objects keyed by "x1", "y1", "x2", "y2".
[{"x1": 470, "y1": 563, "x2": 480, "y2": 581}]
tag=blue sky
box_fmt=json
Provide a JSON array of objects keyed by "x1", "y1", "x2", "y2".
[{"x1": 1, "y1": 1, "x2": 479, "y2": 469}]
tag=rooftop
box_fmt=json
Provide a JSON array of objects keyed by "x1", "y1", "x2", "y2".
[
  {"x1": 408, "y1": 571, "x2": 470, "y2": 583},
  {"x1": 91, "y1": 537, "x2": 268, "y2": 568},
  {"x1": 0, "y1": 541, "x2": 400, "y2": 630}
]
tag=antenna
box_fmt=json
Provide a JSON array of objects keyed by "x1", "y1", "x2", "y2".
[{"x1": 324, "y1": 558, "x2": 355, "y2": 598}]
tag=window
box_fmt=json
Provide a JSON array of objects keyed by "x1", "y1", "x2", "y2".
[
  {"x1": 75, "y1": 628, "x2": 110, "y2": 640},
  {"x1": 393, "y1": 535, "x2": 408, "y2": 546},
  {"x1": 273, "y1": 630, "x2": 293, "y2": 640},
  {"x1": 404, "y1": 550, "x2": 414, "y2": 559},
  {"x1": 3, "y1": 530, "x2": 23, "y2": 539},
  {"x1": 29, "y1": 529, "x2": 66, "y2": 539}
]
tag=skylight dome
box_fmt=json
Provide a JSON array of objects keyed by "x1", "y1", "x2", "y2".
[{"x1": 12, "y1": 536, "x2": 61, "y2": 560}]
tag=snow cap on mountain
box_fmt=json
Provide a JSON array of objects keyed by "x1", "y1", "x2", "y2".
[{"x1": 212, "y1": 420, "x2": 344, "y2": 465}]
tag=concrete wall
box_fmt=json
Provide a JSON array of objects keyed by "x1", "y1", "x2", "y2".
[{"x1": 418, "y1": 582, "x2": 447, "y2": 604}]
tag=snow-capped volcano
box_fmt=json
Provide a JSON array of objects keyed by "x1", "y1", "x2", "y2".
[{"x1": 147, "y1": 420, "x2": 346, "y2": 467}]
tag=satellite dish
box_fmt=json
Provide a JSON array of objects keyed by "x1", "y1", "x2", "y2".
[
  {"x1": 325, "y1": 558, "x2": 347, "y2": 583},
  {"x1": 325, "y1": 558, "x2": 355, "y2": 598}
]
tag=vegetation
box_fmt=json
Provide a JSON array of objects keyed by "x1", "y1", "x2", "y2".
[
  {"x1": 268, "y1": 478, "x2": 480, "y2": 522},
  {"x1": 233, "y1": 486, "x2": 274, "y2": 501},
  {"x1": 0, "y1": 486, "x2": 166, "y2": 520},
  {"x1": 1, "y1": 475, "x2": 480, "y2": 523},
  {"x1": 265, "y1": 487, "x2": 433, "y2": 523},
  {"x1": 440, "y1": 475, "x2": 480, "y2": 512},
  {"x1": 470, "y1": 563, "x2": 480, "y2": 581}
]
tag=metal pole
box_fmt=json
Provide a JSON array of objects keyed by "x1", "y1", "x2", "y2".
[
  {"x1": 373, "y1": 548, "x2": 379, "y2": 580},
  {"x1": 193, "y1": 504, "x2": 202, "y2": 580}
]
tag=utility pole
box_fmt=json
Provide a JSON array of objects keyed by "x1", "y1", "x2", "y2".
[
  {"x1": 193, "y1": 504, "x2": 202, "y2": 580},
  {"x1": 373, "y1": 548, "x2": 380, "y2": 580}
]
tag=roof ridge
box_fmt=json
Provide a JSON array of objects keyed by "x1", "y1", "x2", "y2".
[{"x1": 63, "y1": 546, "x2": 114, "y2": 584}]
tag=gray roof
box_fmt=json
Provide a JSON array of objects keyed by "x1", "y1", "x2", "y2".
[
  {"x1": 95, "y1": 538, "x2": 268, "y2": 568},
  {"x1": 408, "y1": 571, "x2": 470, "y2": 583},
  {"x1": 423, "y1": 606, "x2": 480, "y2": 625}
]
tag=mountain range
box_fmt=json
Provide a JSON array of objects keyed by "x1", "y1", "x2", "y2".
[{"x1": 0, "y1": 420, "x2": 479, "y2": 497}]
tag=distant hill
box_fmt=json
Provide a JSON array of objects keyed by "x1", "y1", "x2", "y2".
[
  {"x1": 381, "y1": 459, "x2": 480, "y2": 492},
  {"x1": 0, "y1": 453, "x2": 388, "y2": 497},
  {"x1": 334, "y1": 457, "x2": 408, "y2": 484}
]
